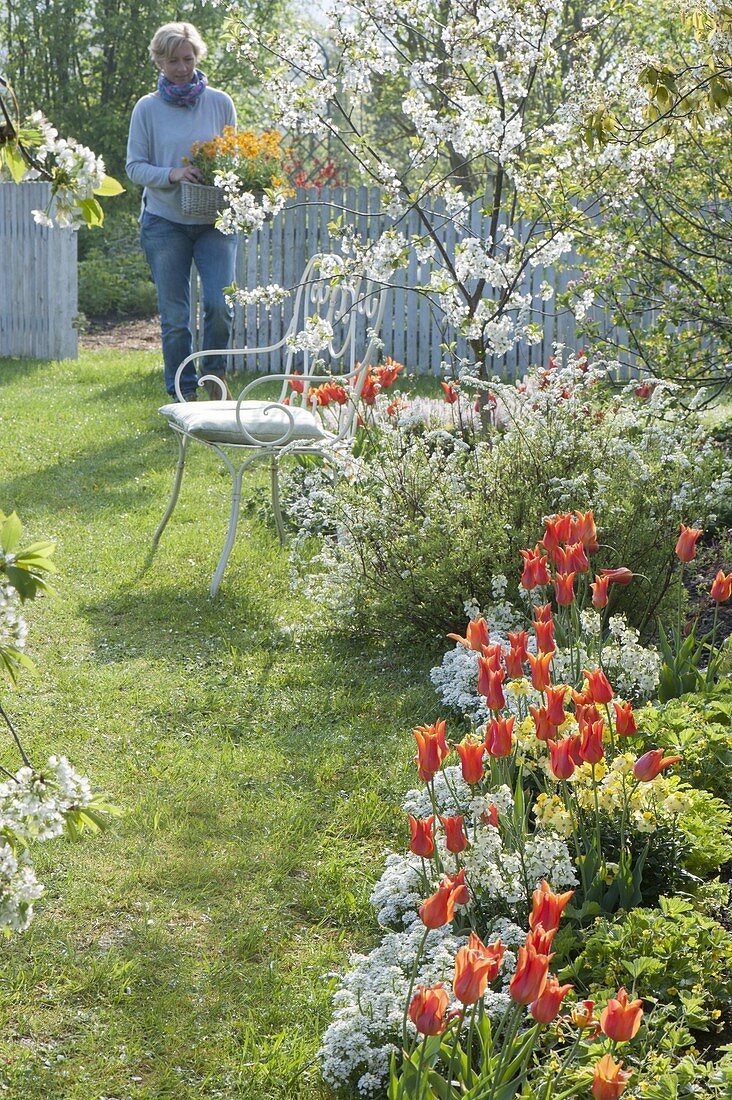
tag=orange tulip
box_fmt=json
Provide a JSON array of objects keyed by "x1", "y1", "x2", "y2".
[
  {"x1": 409, "y1": 814, "x2": 436, "y2": 858},
  {"x1": 505, "y1": 630, "x2": 529, "y2": 677},
  {"x1": 419, "y1": 869, "x2": 469, "y2": 928},
  {"x1": 710, "y1": 570, "x2": 732, "y2": 603},
  {"x1": 529, "y1": 880, "x2": 574, "y2": 932},
  {"x1": 579, "y1": 718, "x2": 605, "y2": 765},
  {"x1": 545, "y1": 684, "x2": 567, "y2": 726},
  {"x1": 549, "y1": 737, "x2": 576, "y2": 780},
  {"x1": 613, "y1": 701, "x2": 637, "y2": 737},
  {"x1": 509, "y1": 942, "x2": 551, "y2": 1004},
  {"x1": 530, "y1": 705, "x2": 557, "y2": 743},
  {"x1": 675, "y1": 523, "x2": 703, "y2": 563},
  {"x1": 485, "y1": 715, "x2": 515, "y2": 758},
  {"x1": 633, "y1": 748, "x2": 681, "y2": 782},
  {"x1": 534, "y1": 617, "x2": 556, "y2": 654},
  {"x1": 575, "y1": 701, "x2": 601, "y2": 730},
  {"x1": 590, "y1": 573, "x2": 610, "y2": 609},
  {"x1": 413, "y1": 720, "x2": 450, "y2": 783},
  {"x1": 526, "y1": 922, "x2": 556, "y2": 955},
  {"x1": 533, "y1": 602, "x2": 553, "y2": 623},
  {"x1": 530, "y1": 974, "x2": 573, "y2": 1023},
  {"x1": 584, "y1": 667, "x2": 614, "y2": 704},
  {"x1": 408, "y1": 983, "x2": 450, "y2": 1035},
  {"x1": 566, "y1": 541, "x2": 589, "y2": 573},
  {"x1": 599, "y1": 987, "x2": 643, "y2": 1041},
  {"x1": 456, "y1": 738, "x2": 485, "y2": 784},
  {"x1": 528, "y1": 651, "x2": 553, "y2": 692},
  {"x1": 440, "y1": 815, "x2": 468, "y2": 854},
  {"x1": 570, "y1": 998, "x2": 600, "y2": 1033},
  {"x1": 453, "y1": 934, "x2": 505, "y2": 1004},
  {"x1": 553, "y1": 571, "x2": 577, "y2": 606},
  {"x1": 592, "y1": 1054, "x2": 632, "y2": 1100},
  {"x1": 575, "y1": 510, "x2": 599, "y2": 553},
  {"x1": 481, "y1": 667, "x2": 506, "y2": 711},
  {"x1": 441, "y1": 381, "x2": 459, "y2": 404},
  {"x1": 448, "y1": 617, "x2": 490, "y2": 652},
  {"x1": 600, "y1": 567, "x2": 634, "y2": 586},
  {"x1": 520, "y1": 547, "x2": 551, "y2": 589}
]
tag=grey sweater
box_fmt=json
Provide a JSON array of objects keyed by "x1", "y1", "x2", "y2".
[{"x1": 126, "y1": 88, "x2": 236, "y2": 225}]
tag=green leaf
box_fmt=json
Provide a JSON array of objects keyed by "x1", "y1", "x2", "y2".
[
  {"x1": 93, "y1": 173, "x2": 125, "y2": 197},
  {"x1": 78, "y1": 196, "x2": 104, "y2": 227},
  {"x1": 1, "y1": 144, "x2": 28, "y2": 183},
  {"x1": 1, "y1": 511, "x2": 22, "y2": 554}
]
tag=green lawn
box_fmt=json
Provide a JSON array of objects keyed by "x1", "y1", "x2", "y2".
[{"x1": 0, "y1": 351, "x2": 441, "y2": 1098}]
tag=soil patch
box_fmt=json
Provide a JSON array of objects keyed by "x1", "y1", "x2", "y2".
[{"x1": 80, "y1": 316, "x2": 160, "y2": 351}]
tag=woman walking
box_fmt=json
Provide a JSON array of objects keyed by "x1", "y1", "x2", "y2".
[{"x1": 126, "y1": 22, "x2": 237, "y2": 400}]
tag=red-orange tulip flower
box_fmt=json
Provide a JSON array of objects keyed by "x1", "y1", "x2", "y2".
[
  {"x1": 530, "y1": 705, "x2": 557, "y2": 743},
  {"x1": 710, "y1": 570, "x2": 732, "y2": 603},
  {"x1": 528, "y1": 650, "x2": 553, "y2": 692},
  {"x1": 568, "y1": 732, "x2": 584, "y2": 765},
  {"x1": 482, "y1": 667, "x2": 506, "y2": 711},
  {"x1": 440, "y1": 814, "x2": 468, "y2": 854},
  {"x1": 590, "y1": 574, "x2": 610, "y2": 609},
  {"x1": 520, "y1": 547, "x2": 552, "y2": 589},
  {"x1": 441, "y1": 381, "x2": 459, "y2": 404},
  {"x1": 419, "y1": 869, "x2": 469, "y2": 928},
  {"x1": 584, "y1": 667, "x2": 614, "y2": 705},
  {"x1": 375, "y1": 357, "x2": 404, "y2": 388},
  {"x1": 534, "y1": 617, "x2": 556, "y2": 654},
  {"x1": 566, "y1": 541, "x2": 589, "y2": 574},
  {"x1": 526, "y1": 922, "x2": 556, "y2": 955},
  {"x1": 409, "y1": 814, "x2": 436, "y2": 858},
  {"x1": 575, "y1": 702, "x2": 602, "y2": 731},
  {"x1": 530, "y1": 975, "x2": 573, "y2": 1023},
  {"x1": 545, "y1": 684, "x2": 567, "y2": 726},
  {"x1": 601, "y1": 567, "x2": 633, "y2": 586},
  {"x1": 592, "y1": 1054, "x2": 632, "y2": 1100},
  {"x1": 505, "y1": 630, "x2": 529, "y2": 676},
  {"x1": 447, "y1": 617, "x2": 491, "y2": 652},
  {"x1": 575, "y1": 510, "x2": 599, "y2": 553},
  {"x1": 453, "y1": 934, "x2": 505, "y2": 1004},
  {"x1": 509, "y1": 942, "x2": 552, "y2": 1004},
  {"x1": 675, "y1": 523, "x2": 703, "y2": 563},
  {"x1": 613, "y1": 701, "x2": 637, "y2": 737},
  {"x1": 549, "y1": 737, "x2": 576, "y2": 780},
  {"x1": 553, "y1": 571, "x2": 577, "y2": 606},
  {"x1": 534, "y1": 602, "x2": 553, "y2": 623},
  {"x1": 408, "y1": 983, "x2": 450, "y2": 1035},
  {"x1": 570, "y1": 998, "x2": 600, "y2": 1032},
  {"x1": 579, "y1": 718, "x2": 605, "y2": 765},
  {"x1": 480, "y1": 804, "x2": 500, "y2": 828},
  {"x1": 529, "y1": 880, "x2": 574, "y2": 932},
  {"x1": 485, "y1": 715, "x2": 515, "y2": 757},
  {"x1": 413, "y1": 720, "x2": 450, "y2": 783},
  {"x1": 633, "y1": 748, "x2": 681, "y2": 782},
  {"x1": 456, "y1": 738, "x2": 485, "y2": 784},
  {"x1": 481, "y1": 642, "x2": 504, "y2": 669},
  {"x1": 600, "y1": 987, "x2": 644, "y2": 1041}
]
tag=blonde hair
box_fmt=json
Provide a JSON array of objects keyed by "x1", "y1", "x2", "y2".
[{"x1": 149, "y1": 22, "x2": 207, "y2": 65}]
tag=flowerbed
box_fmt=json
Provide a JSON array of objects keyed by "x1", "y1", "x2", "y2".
[{"x1": 318, "y1": 511, "x2": 732, "y2": 1098}]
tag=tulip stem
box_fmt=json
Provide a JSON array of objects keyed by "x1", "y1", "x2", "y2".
[
  {"x1": 487, "y1": 1002, "x2": 525, "y2": 1100},
  {"x1": 402, "y1": 926, "x2": 430, "y2": 1050},
  {"x1": 447, "y1": 1006, "x2": 467, "y2": 1090}
]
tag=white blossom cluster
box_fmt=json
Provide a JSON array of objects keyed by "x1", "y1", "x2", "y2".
[
  {"x1": 21, "y1": 112, "x2": 108, "y2": 229},
  {"x1": 224, "y1": 283, "x2": 290, "y2": 309},
  {"x1": 285, "y1": 315, "x2": 335, "y2": 353},
  {"x1": 0, "y1": 756, "x2": 94, "y2": 933},
  {"x1": 214, "y1": 174, "x2": 289, "y2": 236},
  {"x1": 0, "y1": 582, "x2": 27, "y2": 656}
]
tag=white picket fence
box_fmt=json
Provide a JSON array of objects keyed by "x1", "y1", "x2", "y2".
[
  {"x1": 192, "y1": 186, "x2": 632, "y2": 379},
  {"x1": 0, "y1": 182, "x2": 78, "y2": 360}
]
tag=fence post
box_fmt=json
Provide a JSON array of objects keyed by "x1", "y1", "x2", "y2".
[{"x1": 0, "y1": 182, "x2": 78, "y2": 360}]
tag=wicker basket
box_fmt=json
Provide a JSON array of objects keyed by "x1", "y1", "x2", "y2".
[{"x1": 180, "y1": 181, "x2": 226, "y2": 220}]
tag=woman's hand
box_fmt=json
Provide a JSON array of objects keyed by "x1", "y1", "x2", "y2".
[{"x1": 169, "y1": 165, "x2": 203, "y2": 184}]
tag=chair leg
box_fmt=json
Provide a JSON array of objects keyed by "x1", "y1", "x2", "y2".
[
  {"x1": 270, "y1": 455, "x2": 286, "y2": 547},
  {"x1": 210, "y1": 463, "x2": 245, "y2": 597},
  {"x1": 153, "y1": 435, "x2": 189, "y2": 549}
]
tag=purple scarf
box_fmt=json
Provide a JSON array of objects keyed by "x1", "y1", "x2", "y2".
[{"x1": 157, "y1": 69, "x2": 207, "y2": 108}]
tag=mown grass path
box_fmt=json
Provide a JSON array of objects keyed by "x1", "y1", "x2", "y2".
[{"x1": 0, "y1": 352, "x2": 439, "y2": 1098}]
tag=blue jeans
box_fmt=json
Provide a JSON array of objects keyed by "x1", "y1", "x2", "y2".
[{"x1": 140, "y1": 212, "x2": 238, "y2": 398}]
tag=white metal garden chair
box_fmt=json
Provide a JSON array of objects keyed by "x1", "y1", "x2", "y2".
[{"x1": 152, "y1": 254, "x2": 387, "y2": 596}]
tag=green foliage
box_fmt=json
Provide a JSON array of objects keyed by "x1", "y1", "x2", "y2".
[
  {"x1": 0, "y1": 511, "x2": 56, "y2": 682},
  {"x1": 564, "y1": 896, "x2": 732, "y2": 1034},
  {"x1": 78, "y1": 208, "x2": 157, "y2": 318},
  {"x1": 636, "y1": 683, "x2": 732, "y2": 805}
]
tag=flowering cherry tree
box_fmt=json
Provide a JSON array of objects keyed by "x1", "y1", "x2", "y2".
[
  {"x1": 0, "y1": 76, "x2": 123, "y2": 228},
  {"x1": 215, "y1": 0, "x2": 617, "y2": 386}
]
